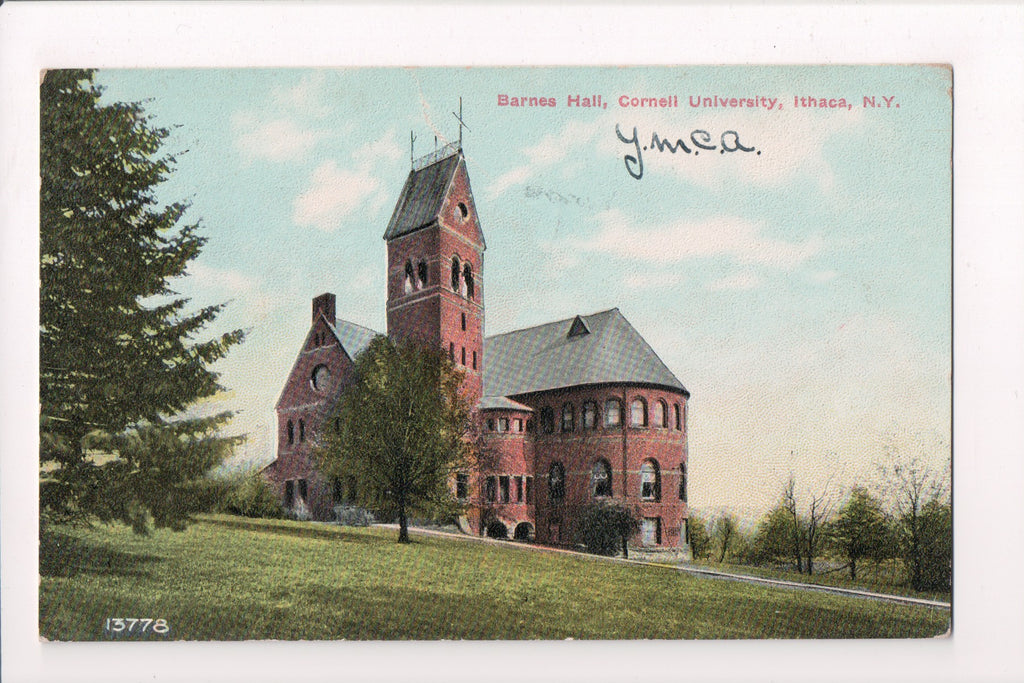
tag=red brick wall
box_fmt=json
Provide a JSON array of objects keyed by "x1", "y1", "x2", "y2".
[
  {"x1": 471, "y1": 408, "x2": 535, "y2": 537},
  {"x1": 512, "y1": 384, "x2": 690, "y2": 548},
  {"x1": 385, "y1": 158, "x2": 485, "y2": 407},
  {"x1": 266, "y1": 313, "x2": 358, "y2": 520}
]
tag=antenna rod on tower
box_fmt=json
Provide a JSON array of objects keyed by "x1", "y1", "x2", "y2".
[{"x1": 453, "y1": 97, "x2": 470, "y2": 150}]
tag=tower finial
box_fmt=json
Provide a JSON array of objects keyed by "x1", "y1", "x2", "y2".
[{"x1": 452, "y1": 97, "x2": 470, "y2": 150}]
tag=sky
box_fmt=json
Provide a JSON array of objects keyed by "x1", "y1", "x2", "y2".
[{"x1": 92, "y1": 66, "x2": 952, "y2": 519}]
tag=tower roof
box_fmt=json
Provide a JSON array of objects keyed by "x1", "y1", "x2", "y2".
[
  {"x1": 482, "y1": 308, "x2": 688, "y2": 399},
  {"x1": 383, "y1": 149, "x2": 462, "y2": 241}
]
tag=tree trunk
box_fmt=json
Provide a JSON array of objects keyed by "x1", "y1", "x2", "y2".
[
  {"x1": 622, "y1": 535, "x2": 628, "y2": 559},
  {"x1": 850, "y1": 557, "x2": 857, "y2": 580},
  {"x1": 398, "y1": 502, "x2": 410, "y2": 544}
]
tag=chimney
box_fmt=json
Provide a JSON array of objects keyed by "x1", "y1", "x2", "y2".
[{"x1": 312, "y1": 292, "x2": 336, "y2": 324}]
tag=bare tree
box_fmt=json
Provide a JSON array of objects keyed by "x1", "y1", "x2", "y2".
[
  {"x1": 802, "y1": 480, "x2": 835, "y2": 575},
  {"x1": 713, "y1": 514, "x2": 738, "y2": 563},
  {"x1": 877, "y1": 434, "x2": 950, "y2": 590},
  {"x1": 783, "y1": 476, "x2": 805, "y2": 573}
]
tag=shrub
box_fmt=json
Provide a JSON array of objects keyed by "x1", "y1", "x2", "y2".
[
  {"x1": 224, "y1": 472, "x2": 284, "y2": 519},
  {"x1": 575, "y1": 501, "x2": 640, "y2": 557}
]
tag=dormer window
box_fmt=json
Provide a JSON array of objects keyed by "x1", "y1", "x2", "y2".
[{"x1": 568, "y1": 315, "x2": 589, "y2": 338}]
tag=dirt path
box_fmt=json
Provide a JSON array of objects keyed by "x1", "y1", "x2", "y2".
[{"x1": 377, "y1": 523, "x2": 950, "y2": 610}]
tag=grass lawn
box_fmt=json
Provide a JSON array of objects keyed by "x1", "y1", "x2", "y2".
[
  {"x1": 39, "y1": 515, "x2": 950, "y2": 641},
  {"x1": 688, "y1": 560, "x2": 952, "y2": 604}
]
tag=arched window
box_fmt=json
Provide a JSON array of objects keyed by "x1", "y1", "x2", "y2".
[
  {"x1": 540, "y1": 406, "x2": 555, "y2": 434},
  {"x1": 403, "y1": 260, "x2": 414, "y2": 294},
  {"x1": 592, "y1": 459, "x2": 612, "y2": 497},
  {"x1": 417, "y1": 260, "x2": 428, "y2": 289},
  {"x1": 679, "y1": 462, "x2": 688, "y2": 503},
  {"x1": 299, "y1": 419, "x2": 306, "y2": 443},
  {"x1": 311, "y1": 364, "x2": 331, "y2": 391},
  {"x1": 640, "y1": 460, "x2": 661, "y2": 501},
  {"x1": 631, "y1": 398, "x2": 648, "y2": 427},
  {"x1": 561, "y1": 403, "x2": 575, "y2": 432},
  {"x1": 286, "y1": 420, "x2": 294, "y2": 445},
  {"x1": 451, "y1": 257, "x2": 461, "y2": 291},
  {"x1": 653, "y1": 400, "x2": 667, "y2": 428},
  {"x1": 582, "y1": 402, "x2": 597, "y2": 430},
  {"x1": 674, "y1": 403, "x2": 682, "y2": 430},
  {"x1": 463, "y1": 264, "x2": 475, "y2": 300},
  {"x1": 548, "y1": 461, "x2": 565, "y2": 503},
  {"x1": 605, "y1": 399, "x2": 622, "y2": 428}
]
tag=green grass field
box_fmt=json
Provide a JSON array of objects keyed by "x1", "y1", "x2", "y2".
[{"x1": 39, "y1": 515, "x2": 949, "y2": 641}]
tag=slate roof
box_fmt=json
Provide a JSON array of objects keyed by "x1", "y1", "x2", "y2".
[
  {"x1": 383, "y1": 151, "x2": 462, "y2": 240},
  {"x1": 479, "y1": 396, "x2": 534, "y2": 412},
  {"x1": 326, "y1": 318, "x2": 379, "y2": 360},
  {"x1": 483, "y1": 308, "x2": 688, "y2": 399}
]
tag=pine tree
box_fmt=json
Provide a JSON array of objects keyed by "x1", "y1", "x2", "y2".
[{"x1": 39, "y1": 70, "x2": 245, "y2": 532}]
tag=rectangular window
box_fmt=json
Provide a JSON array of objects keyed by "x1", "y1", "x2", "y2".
[
  {"x1": 679, "y1": 463, "x2": 688, "y2": 502},
  {"x1": 461, "y1": 312, "x2": 466, "y2": 331},
  {"x1": 515, "y1": 476, "x2": 523, "y2": 502},
  {"x1": 487, "y1": 418, "x2": 495, "y2": 431},
  {"x1": 461, "y1": 347, "x2": 466, "y2": 365},
  {"x1": 297, "y1": 478, "x2": 308, "y2": 501},
  {"x1": 605, "y1": 400, "x2": 621, "y2": 427},
  {"x1": 485, "y1": 476, "x2": 497, "y2": 503},
  {"x1": 449, "y1": 342, "x2": 454, "y2": 360},
  {"x1": 514, "y1": 418, "x2": 523, "y2": 432},
  {"x1": 472, "y1": 350, "x2": 477, "y2": 370},
  {"x1": 525, "y1": 476, "x2": 533, "y2": 504},
  {"x1": 285, "y1": 480, "x2": 294, "y2": 508},
  {"x1": 499, "y1": 417, "x2": 509, "y2": 432},
  {"x1": 641, "y1": 518, "x2": 661, "y2": 547},
  {"x1": 456, "y1": 473, "x2": 469, "y2": 500},
  {"x1": 499, "y1": 475, "x2": 510, "y2": 503}
]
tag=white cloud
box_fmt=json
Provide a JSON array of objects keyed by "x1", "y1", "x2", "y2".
[
  {"x1": 486, "y1": 119, "x2": 604, "y2": 199},
  {"x1": 292, "y1": 160, "x2": 384, "y2": 231},
  {"x1": 271, "y1": 72, "x2": 330, "y2": 117},
  {"x1": 232, "y1": 112, "x2": 321, "y2": 163},
  {"x1": 187, "y1": 261, "x2": 256, "y2": 293},
  {"x1": 352, "y1": 128, "x2": 403, "y2": 163},
  {"x1": 585, "y1": 209, "x2": 823, "y2": 269}
]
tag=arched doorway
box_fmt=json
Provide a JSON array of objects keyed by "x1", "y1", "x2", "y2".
[
  {"x1": 485, "y1": 520, "x2": 508, "y2": 539},
  {"x1": 513, "y1": 522, "x2": 534, "y2": 541}
]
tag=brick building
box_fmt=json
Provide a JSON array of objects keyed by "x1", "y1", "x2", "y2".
[{"x1": 262, "y1": 144, "x2": 691, "y2": 550}]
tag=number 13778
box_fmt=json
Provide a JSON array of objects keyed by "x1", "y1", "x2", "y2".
[{"x1": 103, "y1": 618, "x2": 170, "y2": 636}]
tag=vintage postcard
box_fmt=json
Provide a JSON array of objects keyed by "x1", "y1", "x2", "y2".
[{"x1": 35, "y1": 65, "x2": 952, "y2": 645}]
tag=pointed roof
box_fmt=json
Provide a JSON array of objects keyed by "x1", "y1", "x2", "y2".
[
  {"x1": 482, "y1": 309, "x2": 688, "y2": 399},
  {"x1": 383, "y1": 150, "x2": 462, "y2": 241},
  {"x1": 326, "y1": 317, "x2": 379, "y2": 360}
]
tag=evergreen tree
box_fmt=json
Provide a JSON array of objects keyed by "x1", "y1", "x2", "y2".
[
  {"x1": 316, "y1": 336, "x2": 472, "y2": 543},
  {"x1": 686, "y1": 514, "x2": 711, "y2": 560},
  {"x1": 826, "y1": 487, "x2": 889, "y2": 580},
  {"x1": 39, "y1": 70, "x2": 244, "y2": 532}
]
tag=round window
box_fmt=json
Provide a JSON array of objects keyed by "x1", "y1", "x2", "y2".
[
  {"x1": 311, "y1": 364, "x2": 332, "y2": 391},
  {"x1": 456, "y1": 202, "x2": 469, "y2": 220}
]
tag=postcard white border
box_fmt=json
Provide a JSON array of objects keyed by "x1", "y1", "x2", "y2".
[{"x1": 3, "y1": 3, "x2": 1023, "y2": 682}]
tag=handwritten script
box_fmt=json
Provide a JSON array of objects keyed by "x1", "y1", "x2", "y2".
[{"x1": 615, "y1": 124, "x2": 760, "y2": 180}]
